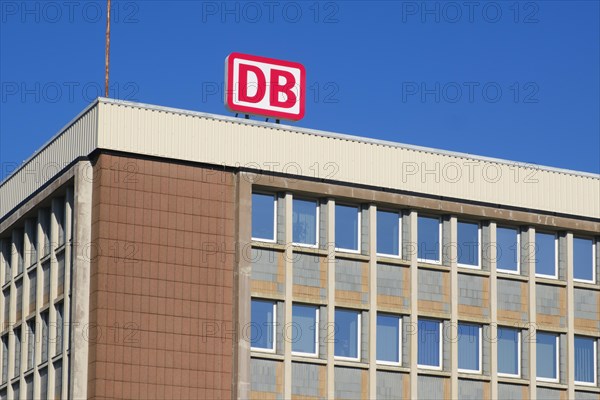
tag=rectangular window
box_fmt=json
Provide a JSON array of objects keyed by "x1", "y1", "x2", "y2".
[
  {"x1": 334, "y1": 308, "x2": 361, "y2": 360},
  {"x1": 42, "y1": 209, "x2": 51, "y2": 257},
  {"x1": 55, "y1": 199, "x2": 65, "y2": 247},
  {"x1": 536, "y1": 331, "x2": 559, "y2": 382},
  {"x1": 25, "y1": 374, "x2": 33, "y2": 399},
  {"x1": 57, "y1": 252, "x2": 65, "y2": 296},
  {"x1": 418, "y1": 318, "x2": 442, "y2": 369},
  {"x1": 15, "y1": 280, "x2": 22, "y2": 322},
  {"x1": 14, "y1": 232, "x2": 23, "y2": 275},
  {"x1": 458, "y1": 221, "x2": 480, "y2": 268},
  {"x1": 54, "y1": 360, "x2": 62, "y2": 399},
  {"x1": 14, "y1": 326, "x2": 21, "y2": 377},
  {"x1": 41, "y1": 311, "x2": 49, "y2": 363},
  {"x1": 56, "y1": 302, "x2": 64, "y2": 356},
  {"x1": 28, "y1": 270, "x2": 36, "y2": 314},
  {"x1": 251, "y1": 193, "x2": 276, "y2": 242},
  {"x1": 497, "y1": 226, "x2": 519, "y2": 273},
  {"x1": 335, "y1": 204, "x2": 360, "y2": 252},
  {"x1": 535, "y1": 232, "x2": 557, "y2": 278},
  {"x1": 376, "y1": 313, "x2": 401, "y2": 365},
  {"x1": 377, "y1": 210, "x2": 401, "y2": 257},
  {"x1": 1, "y1": 335, "x2": 7, "y2": 383},
  {"x1": 250, "y1": 299, "x2": 276, "y2": 352},
  {"x1": 574, "y1": 237, "x2": 595, "y2": 283},
  {"x1": 3, "y1": 289, "x2": 9, "y2": 329},
  {"x1": 457, "y1": 323, "x2": 482, "y2": 373},
  {"x1": 28, "y1": 222, "x2": 37, "y2": 267},
  {"x1": 39, "y1": 367, "x2": 48, "y2": 400},
  {"x1": 418, "y1": 216, "x2": 441, "y2": 263},
  {"x1": 291, "y1": 304, "x2": 318, "y2": 356},
  {"x1": 2, "y1": 240, "x2": 11, "y2": 284},
  {"x1": 498, "y1": 327, "x2": 520, "y2": 377},
  {"x1": 292, "y1": 198, "x2": 318, "y2": 247},
  {"x1": 27, "y1": 320, "x2": 35, "y2": 370},
  {"x1": 574, "y1": 336, "x2": 597, "y2": 385},
  {"x1": 42, "y1": 261, "x2": 50, "y2": 305},
  {"x1": 11, "y1": 384, "x2": 18, "y2": 400}
]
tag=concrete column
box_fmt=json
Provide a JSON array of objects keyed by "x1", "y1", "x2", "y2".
[
  {"x1": 326, "y1": 199, "x2": 336, "y2": 399},
  {"x1": 449, "y1": 216, "x2": 458, "y2": 399},
  {"x1": 284, "y1": 193, "x2": 293, "y2": 399},
  {"x1": 69, "y1": 161, "x2": 93, "y2": 400},
  {"x1": 409, "y1": 211, "x2": 418, "y2": 399},
  {"x1": 526, "y1": 227, "x2": 537, "y2": 400},
  {"x1": 489, "y1": 222, "x2": 499, "y2": 399},
  {"x1": 566, "y1": 232, "x2": 575, "y2": 399},
  {"x1": 368, "y1": 204, "x2": 377, "y2": 399}
]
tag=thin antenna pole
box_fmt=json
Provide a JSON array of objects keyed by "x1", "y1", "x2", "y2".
[{"x1": 105, "y1": 0, "x2": 111, "y2": 97}]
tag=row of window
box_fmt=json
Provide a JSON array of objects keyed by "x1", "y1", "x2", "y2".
[
  {"x1": 251, "y1": 298, "x2": 599, "y2": 386},
  {"x1": 0, "y1": 359, "x2": 63, "y2": 400},
  {"x1": 252, "y1": 193, "x2": 598, "y2": 283}
]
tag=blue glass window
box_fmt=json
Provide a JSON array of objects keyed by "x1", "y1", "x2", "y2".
[
  {"x1": 251, "y1": 299, "x2": 275, "y2": 351},
  {"x1": 252, "y1": 193, "x2": 276, "y2": 241},
  {"x1": 497, "y1": 227, "x2": 519, "y2": 272},
  {"x1": 458, "y1": 221, "x2": 480, "y2": 267},
  {"x1": 418, "y1": 216, "x2": 440, "y2": 262},
  {"x1": 458, "y1": 323, "x2": 481, "y2": 372},
  {"x1": 377, "y1": 314, "x2": 401, "y2": 364},
  {"x1": 293, "y1": 199, "x2": 318, "y2": 246},
  {"x1": 335, "y1": 205, "x2": 359, "y2": 252},
  {"x1": 335, "y1": 309, "x2": 360, "y2": 359},
  {"x1": 574, "y1": 336, "x2": 596, "y2": 384},
  {"x1": 574, "y1": 237, "x2": 594, "y2": 282},
  {"x1": 535, "y1": 232, "x2": 556, "y2": 277},
  {"x1": 498, "y1": 327, "x2": 519, "y2": 376},
  {"x1": 377, "y1": 211, "x2": 400, "y2": 257},
  {"x1": 536, "y1": 332, "x2": 558, "y2": 380},
  {"x1": 292, "y1": 304, "x2": 318, "y2": 355},
  {"x1": 418, "y1": 319, "x2": 441, "y2": 368}
]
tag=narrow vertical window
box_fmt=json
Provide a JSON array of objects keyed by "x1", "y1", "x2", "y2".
[
  {"x1": 2, "y1": 289, "x2": 9, "y2": 330},
  {"x1": 2, "y1": 241, "x2": 11, "y2": 284},
  {"x1": 292, "y1": 198, "x2": 318, "y2": 246},
  {"x1": 335, "y1": 204, "x2": 360, "y2": 252},
  {"x1": 27, "y1": 320, "x2": 35, "y2": 370},
  {"x1": 42, "y1": 209, "x2": 51, "y2": 257},
  {"x1": 57, "y1": 253, "x2": 65, "y2": 296},
  {"x1": 55, "y1": 198, "x2": 65, "y2": 247},
  {"x1": 291, "y1": 303, "x2": 318, "y2": 356},
  {"x1": 377, "y1": 210, "x2": 401, "y2": 257},
  {"x1": 25, "y1": 375, "x2": 33, "y2": 399},
  {"x1": 574, "y1": 336, "x2": 597, "y2": 385},
  {"x1": 15, "y1": 280, "x2": 22, "y2": 322},
  {"x1": 14, "y1": 326, "x2": 21, "y2": 377},
  {"x1": 457, "y1": 323, "x2": 482, "y2": 373},
  {"x1": 334, "y1": 308, "x2": 361, "y2": 360},
  {"x1": 418, "y1": 318, "x2": 442, "y2": 369},
  {"x1": 418, "y1": 216, "x2": 441, "y2": 263},
  {"x1": 28, "y1": 221, "x2": 37, "y2": 267},
  {"x1": 376, "y1": 313, "x2": 401, "y2": 365},
  {"x1": 497, "y1": 327, "x2": 520, "y2": 377},
  {"x1": 56, "y1": 302, "x2": 64, "y2": 356},
  {"x1": 496, "y1": 226, "x2": 519, "y2": 273},
  {"x1": 250, "y1": 299, "x2": 276, "y2": 352},
  {"x1": 14, "y1": 232, "x2": 24, "y2": 275},
  {"x1": 28, "y1": 270, "x2": 36, "y2": 314},
  {"x1": 573, "y1": 237, "x2": 595, "y2": 283},
  {"x1": 41, "y1": 311, "x2": 49, "y2": 363},
  {"x1": 535, "y1": 232, "x2": 557, "y2": 278},
  {"x1": 42, "y1": 261, "x2": 50, "y2": 305},
  {"x1": 54, "y1": 360, "x2": 63, "y2": 399},
  {"x1": 251, "y1": 193, "x2": 277, "y2": 242},
  {"x1": 1, "y1": 335, "x2": 7, "y2": 383},
  {"x1": 536, "y1": 332, "x2": 559, "y2": 382},
  {"x1": 39, "y1": 368, "x2": 48, "y2": 400},
  {"x1": 457, "y1": 221, "x2": 480, "y2": 268}
]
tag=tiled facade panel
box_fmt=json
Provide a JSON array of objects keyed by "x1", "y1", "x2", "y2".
[
  {"x1": 89, "y1": 154, "x2": 235, "y2": 400},
  {"x1": 458, "y1": 379, "x2": 489, "y2": 400},
  {"x1": 417, "y1": 269, "x2": 450, "y2": 314},
  {"x1": 291, "y1": 362, "x2": 326, "y2": 399},
  {"x1": 376, "y1": 371, "x2": 408, "y2": 400},
  {"x1": 536, "y1": 387, "x2": 566, "y2": 400},
  {"x1": 575, "y1": 390, "x2": 600, "y2": 400},
  {"x1": 497, "y1": 278, "x2": 528, "y2": 322},
  {"x1": 574, "y1": 288, "x2": 600, "y2": 332},
  {"x1": 333, "y1": 367, "x2": 367, "y2": 400},
  {"x1": 498, "y1": 383, "x2": 528, "y2": 399},
  {"x1": 292, "y1": 252, "x2": 326, "y2": 301},
  {"x1": 536, "y1": 284, "x2": 566, "y2": 328},
  {"x1": 335, "y1": 259, "x2": 368, "y2": 306},
  {"x1": 376, "y1": 263, "x2": 410, "y2": 311},
  {"x1": 458, "y1": 273, "x2": 490, "y2": 318},
  {"x1": 251, "y1": 248, "x2": 284, "y2": 295},
  {"x1": 250, "y1": 358, "x2": 283, "y2": 400},
  {"x1": 417, "y1": 375, "x2": 450, "y2": 399}
]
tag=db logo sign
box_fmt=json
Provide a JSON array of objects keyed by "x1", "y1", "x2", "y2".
[{"x1": 225, "y1": 52, "x2": 306, "y2": 121}]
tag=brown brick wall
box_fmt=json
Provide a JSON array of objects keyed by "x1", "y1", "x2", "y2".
[{"x1": 88, "y1": 153, "x2": 235, "y2": 399}]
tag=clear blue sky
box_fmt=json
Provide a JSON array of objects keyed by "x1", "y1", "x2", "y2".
[{"x1": 1, "y1": 0, "x2": 599, "y2": 180}]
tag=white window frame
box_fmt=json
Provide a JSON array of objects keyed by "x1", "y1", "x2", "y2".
[
  {"x1": 334, "y1": 309, "x2": 362, "y2": 362},
  {"x1": 574, "y1": 336, "x2": 598, "y2": 387},
  {"x1": 457, "y1": 323, "x2": 482, "y2": 374},
  {"x1": 496, "y1": 226, "x2": 521, "y2": 275},
  {"x1": 250, "y1": 300, "x2": 277, "y2": 354},
  {"x1": 376, "y1": 210, "x2": 403, "y2": 259},
  {"x1": 292, "y1": 198, "x2": 320, "y2": 249},
  {"x1": 497, "y1": 328, "x2": 521, "y2": 378},
  {"x1": 417, "y1": 319, "x2": 443, "y2": 371},
  {"x1": 376, "y1": 314, "x2": 402, "y2": 366},
  {"x1": 535, "y1": 232, "x2": 558, "y2": 280},
  {"x1": 536, "y1": 333, "x2": 560, "y2": 383},
  {"x1": 251, "y1": 192, "x2": 277, "y2": 243},
  {"x1": 291, "y1": 305, "x2": 319, "y2": 358},
  {"x1": 457, "y1": 220, "x2": 482, "y2": 270},
  {"x1": 334, "y1": 204, "x2": 361, "y2": 254},
  {"x1": 573, "y1": 238, "x2": 596, "y2": 284},
  {"x1": 417, "y1": 215, "x2": 442, "y2": 265}
]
